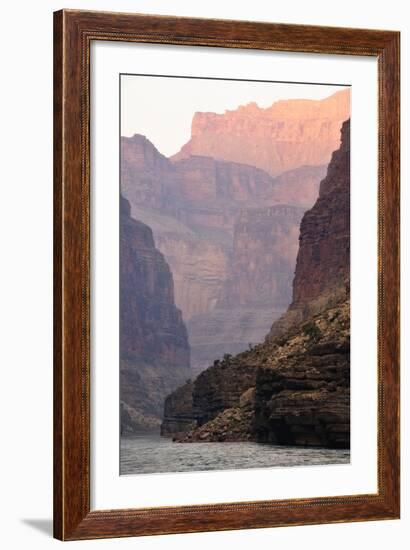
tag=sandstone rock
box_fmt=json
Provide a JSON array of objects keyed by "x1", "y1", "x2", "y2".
[
  {"x1": 192, "y1": 360, "x2": 258, "y2": 426},
  {"x1": 121, "y1": 135, "x2": 326, "y2": 325},
  {"x1": 176, "y1": 406, "x2": 254, "y2": 443},
  {"x1": 268, "y1": 119, "x2": 350, "y2": 339},
  {"x1": 271, "y1": 165, "x2": 327, "y2": 207},
  {"x1": 254, "y1": 300, "x2": 350, "y2": 448},
  {"x1": 164, "y1": 120, "x2": 351, "y2": 448},
  {"x1": 172, "y1": 89, "x2": 350, "y2": 176},
  {"x1": 161, "y1": 357, "x2": 258, "y2": 437},
  {"x1": 120, "y1": 196, "x2": 191, "y2": 432},
  {"x1": 221, "y1": 204, "x2": 305, "y2": 307},
  {"x1": 173, "y1": 299, "x2": 349, "y2": 448},
  {"x1": 186, "y1": 204, "x2": 304, "y2": 374}
]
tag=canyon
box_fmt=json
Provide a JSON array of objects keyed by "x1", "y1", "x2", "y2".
[
  {"x1": 121, "y1": 133, "x2": 326, "y2": 373},
  {"x1": 267, "y1": 117, "x2": 350, "y2": 338},
  {"x1": 162, "y1": 119, "x2": 350, "y2": 448},
  {"x1": 120, "y1": 196, "x2": 191, "y2": 433},
  {"x1": 172, "y1": 89, "x2": 350, "y2": 176},
  {"x1": 187, "y1": 204, "x2": 305, "y2": 373}
]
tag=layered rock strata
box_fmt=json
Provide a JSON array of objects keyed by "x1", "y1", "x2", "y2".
[
  {"x1": 162, "y1": 358, "x2": 258, "y2": 440},
  {"x1": 121, "y1": 135, "x2": 326, "y2": 328},
  {"x1": 162, "y1": 120, "x2": 350, "y2": 448},
  {"x1": 187, "y1": 204, "x2": 305, "y2": 374},
  {"x1": 120, "y1": 196, "x2": 191, "y2": 432},
  {"x1": 253, "y1": 299, "x2": 349, "y2": 448},
  {"x1": 172, "y1": 89, "x2": 350, "y2": 176},
  {"x1": 176, "y1": 299, "x2": 349, "y2": 447},
  {"x1": 268, "y1": 118, "x2": 350, "y2": 338}
]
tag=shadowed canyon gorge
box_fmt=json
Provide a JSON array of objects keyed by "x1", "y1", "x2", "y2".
[
  {"x1": 161, "y1": 119, "x2": 350, "y2": 448},
  {"x1": 120, "y1": 196, "x2": 191, "y2": 432},
  {"x1": 120, "y1": 87, "x2": 350, "y2": 450}
]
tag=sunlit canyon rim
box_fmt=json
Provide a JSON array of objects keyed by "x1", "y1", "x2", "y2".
[{"x1": 120, "y1": 83, "x2": 350, "y2": 474}]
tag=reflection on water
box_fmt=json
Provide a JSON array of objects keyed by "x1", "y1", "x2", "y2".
[{"x1": 120, "y1": 433, "x2": 350, "y2": 475}]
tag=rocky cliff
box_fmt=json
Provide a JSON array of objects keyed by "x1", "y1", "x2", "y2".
[
  {"x1": 222, "y1": 205, "x2": 305, "y2": 307},
  {"x1": 172, "y1": 89, "x2": 350, "y2": 176},
  {"x1": 162, "y1": 120, "x2": 350, "y2": 448},
  {"x1": 268, "y1": 118, "x2": 350, "y2": 338},
  {"x1": 120, "y1": 196, "x2": 191, "y2": 432},
  {"x1": 121, "y1": 134, "x2": 174, "y2": 211},
  {"x1": 253, "y1": 299, "x2": 349, "y2": 448},
  {"x1": 187, "y1": 204, "x2": 305, "y2": 374},
  {"x1": 270, "y1": 164, "x2": 327, "y2": 207},
  {"x1": 121, "y1": 135, "x2": 326, "y2": 327},
  {"x1": 165, "y1": 356, "x2": 258, "y2": 441},
  {"x1": 173, "y1": 298, "x2": 349, "y2": 447}
]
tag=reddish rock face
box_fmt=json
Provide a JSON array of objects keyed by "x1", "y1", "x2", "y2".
[
  {"x1": 270, "y1": 165, "x2": 327, "y2": 207},
  {"x1": 292, "y1": 119, "x2": 350, "y2": 304},
  {"x1": 120, "y1": 196, "x2": 191, "y2": 431},
  {"x1": 173, "y1": 155, "x2": 277, "y2": 205},
  {"x1": 268, "y1": 119, "x2": 350, "y2": 338},
  {"x1": 121, "y1": 133, "x2": 328, "y2": 375},
  {"x1": 222, "y1": 205, "x2": 305, "y2": 308},
  {"x1": 172, "y1": 89, "x2": 350, "y2": 176},
  {"x1": 186, "y1": 204, "x2": 304, "y2": 374},
  {"x1": 155, "y1": 232, "x2": 230, "y2": 320},
  {"x1": 121, "y1": 135, "x2": 325, "y2": 326},
  {"x1": 121, "y1": 134, "x2": 173, "y2": 210},
  {"x1": 161, "y1": 121, "x2": 351, "y2": 446}
]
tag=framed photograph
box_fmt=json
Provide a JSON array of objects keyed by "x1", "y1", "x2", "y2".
[{"x1": 54, "y1": 9, "x2": 400, "y2": 540}]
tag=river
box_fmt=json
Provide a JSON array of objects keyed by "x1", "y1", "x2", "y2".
[{"x1": 120, "y1": 433, "x2": 350, "y2": 475}]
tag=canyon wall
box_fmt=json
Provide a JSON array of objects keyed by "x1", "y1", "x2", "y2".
[
  {"x1": 172, "y1": 89, "x2": 349, "y2": 176},
  {"x1": 163, "y1": 120, "x2": 350, "y2": 448},
  {"x1": 120, "y1": 196, "x2": 191, "y2": 432},
  {"x1": 187, "y1": 204, "x2": 305, "y2": 374},
  {"x1": 268, "y1": 118, "x2": 350, "y2": 338},
  {"x1": 121, "y1": 135, "x2": 326, "y2": 374}
]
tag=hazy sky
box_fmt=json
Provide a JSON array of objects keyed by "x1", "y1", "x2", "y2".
[{"x1": 121, "y1": 74, "x2": 349, "y2": 158}]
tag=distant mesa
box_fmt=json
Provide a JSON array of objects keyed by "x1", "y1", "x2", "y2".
[{"x1": 171, "y1": 89, "x2": 350, "y2": 176}]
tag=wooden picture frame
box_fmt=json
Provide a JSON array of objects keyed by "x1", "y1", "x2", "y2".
[{"x1": 53, "y1": 9, "x2": 400, "y2": 541}]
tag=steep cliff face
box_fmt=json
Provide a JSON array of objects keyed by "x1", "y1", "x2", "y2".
[
  {"x1": 254, "y1": 300, "x2": 349, "y2": 448},
  {"x1": 173, "y1": 155, "x2": 277, "y2": 207},
  {"x1": 120, "y1": 196, "x2": 191, "y2": 432},
  {"x1": 155, "y1": 232, "x2": 230, "y2": 320},
  {"x1": 268, "y1": 118, "x2": 350, "y2": 338},
  {"x1": 271, "y1": 164, "x2": 327, "y2": 207},
  {"x1": 121, "y1": 134, "x2": 174, "y2": 210},
  {"x1": 187, "y1": 204, "x2": 305, "y2": 374},
  {"x1": 222, "y1": 205, "x2": 305, "y2": 307},
  {"x1": 163, "y1": 120, "x2": 350, "y2": 448},
  {"x1": 292, "y1": 120, "x2": 350, "y2": 302},
  {"x1": 172, "y1": 89, "x2": 350, "y2": 176},
  {"x1": 121, "y1": 135, "x2": 325, "y2": 325},
  {"x1": 174, "y1": 299, "x2": 349, "y2": 447}
]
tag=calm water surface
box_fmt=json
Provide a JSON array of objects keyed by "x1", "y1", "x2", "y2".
[{"x1": 120, "y1": 433, "x2": 350, "y2": 475}]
